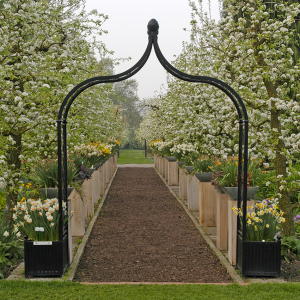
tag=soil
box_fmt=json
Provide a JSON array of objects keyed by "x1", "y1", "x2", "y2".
[
  {"x1": 2, "y1": 258, "x2": 23, "y2": 279},
  {"x1": 74, "y1": 167, "x2": 233, "y2": 283},
  {"x1": 281, "y1": 259, "x2": 300, "y2": 282}
]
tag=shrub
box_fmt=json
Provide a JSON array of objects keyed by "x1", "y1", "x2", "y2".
[
  {"x1": 281, "y1": 236, "x2": 300, "y2": 261},
  {"x1": 0, "y1": 224, "x2": 23, "y2": 279}
]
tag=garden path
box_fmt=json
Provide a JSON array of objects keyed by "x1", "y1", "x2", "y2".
[{"x1": 74, "y1": 167, "x2": 232, "y2": 283}]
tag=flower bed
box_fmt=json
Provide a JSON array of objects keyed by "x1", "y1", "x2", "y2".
[
  {"x1": 233, "y1": 198, "x2": 285, "y2": 242},
  {"x1": 13, "y1": 198, "x2": 71, "y2": 241}
]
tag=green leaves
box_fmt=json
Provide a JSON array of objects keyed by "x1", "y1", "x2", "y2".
[
  {"x1": 0, "y1": 224, "x2": 23, "y2": 279},
  {"x1": 281, "y1": 235, "x2": 300, "y2": 261}
]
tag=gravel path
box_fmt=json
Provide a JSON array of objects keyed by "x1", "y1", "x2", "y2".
[{"x1": 74, "y1": 168, "x2": 232, "y2": 283}]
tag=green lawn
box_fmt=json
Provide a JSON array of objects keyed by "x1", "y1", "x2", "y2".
[
  {"x1": 117, "y1": 149, "x2": 154, "y2": 165},
  {"x1": 1, "y1": 281, "x2": 300, "y2": 299}
]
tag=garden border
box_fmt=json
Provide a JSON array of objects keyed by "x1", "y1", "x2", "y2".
[
  {"x1": 6, "y1": 165, "x2": 286, "y2": 283},
  {"x1": 6, "y1": 167, "x2": 118, "y2": 281}
]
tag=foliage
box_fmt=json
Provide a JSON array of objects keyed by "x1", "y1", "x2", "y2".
[
  {"x1": 76, "y1": 165, "x2": 92, "y2": 182},
  {"x1": 248, "y1": 159, "x2": 264, "y2": 187},
  {"x1": 71, "y1": 154, "x2": 89, "y2": 172},
  {"x1": 110, "y1": 80, "x2": 143, "y2": 149},
  {"x1": 211, "y1": 158, "x2": 239, "y2": 187},
  {"x1": 121, "y1": 128, "x2": 144, "y2": 150},
  {"x1": 233, "y1": 198, "x2": 285, "y2": 241},
  {"x1": 193, "y1": 158, "x2": 213, "y2": 173},
  {"x1": 160, "y1": 144, "x2": 173, "y2": 157},
  {"x1": 281, "y1": 235, "x2": 300, "y2": 261},
  {"x1": 33, "y1": 159, "x2": 79, "y2": 188},
  {"x1": 13, "y1": 198, "x2": 71, "y2": 241},
  {"x1": 0, "y1": 240, "x2": 23, "y2": 279},
  {"x1": 255, "y1": 170, "x2": 278, "y2": 200},
  {"x1": 182, "y1": 152, "x2": 201, "y2": 167},
  {"x1": 0, "y1": 224, "x2": 23, "y2": 279},
  {"x1": 0, "y1": 191, "x2": 5, "y2": 222},
  {"x1": 295, "y1": 212, "x2": 300, "y2": 237}
]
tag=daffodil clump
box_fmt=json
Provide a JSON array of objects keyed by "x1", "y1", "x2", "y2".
[
  {"x1": 91, "y1": 141, "x2": 112, "y2": 156},
  {"x1": 233, "y1": 198, "x2": 285, "y2": 241},
  {"x1": 106, "y1": 139, "x2": 120, "y2": 153},
  {"x1": 13, "y1": 198, "x2": 71, "y2": 241},
  {"x1": 73, "y1": 143, "x2": 110, "y2": 158},
  {"x1": 150, "y1": 139, "x2": 163, "y2": 148},
  {"x1": 151, "y1": 140, "x2": 174, "y2": 156},
  {"x1": 150, "y1": 139, "x2": 163, "y2": 154},
  {"x1": 169, "y1": 143, "x2": 198, "y2": 162},
  {"x1": 73, "y1": 142, "x2": 112, "y2": 167}
]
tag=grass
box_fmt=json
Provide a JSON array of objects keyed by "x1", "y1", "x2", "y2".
[
  {"x1": 117, "y1": 149, "x2": 154, "y2": 165},
  {"x1": 1, "y1": 281, "x2": 300, "y2": 299}
]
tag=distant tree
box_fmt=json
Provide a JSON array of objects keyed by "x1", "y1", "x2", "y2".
[{"x1": 110, "y1": 79, "x2": 143, "y2": 148}]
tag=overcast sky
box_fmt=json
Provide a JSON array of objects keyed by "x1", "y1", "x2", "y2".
[{"x1": 85, "y1": 0, "x2": 220, "y2": 100}]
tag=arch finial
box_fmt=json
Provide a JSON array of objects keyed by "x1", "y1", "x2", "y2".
[{"x1": 148, "y1": 19, "x2": 159, "y2": 35}]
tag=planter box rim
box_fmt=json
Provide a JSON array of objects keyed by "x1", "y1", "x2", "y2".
[
  {"x1": 184, "y1": 166, "x2": 194, "y2": 174},
  {"x1": 177, "y1": 161, "x2": 185, "y2": 168},
  {"x1": 195, "y1": 172, "x2": 213, "y2": 182},
  {"x1": 223, "y1": 186, "x2": 259, "y2": 200},
  {"x1": 40, "y1": 187, "x2": 74, "y2": 199},
  {"x1": 165, "y1": 156, "x2": 177, "y2": 162},
  {"x1": 87, "y1": 168, "x2": 95, "y2": 175}
]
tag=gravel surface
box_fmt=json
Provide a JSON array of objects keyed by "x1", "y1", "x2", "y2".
[{"x1": 74, "y1": 168, "x2": 232, "y2": 283}]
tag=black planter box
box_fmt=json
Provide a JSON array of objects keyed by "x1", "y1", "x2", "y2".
[
  {"x1": 24, "y1": 233, "x2": 68, "y2": 278},
  {"x1": 237, "y1": 235, "x2": 281, "y2": 278}
]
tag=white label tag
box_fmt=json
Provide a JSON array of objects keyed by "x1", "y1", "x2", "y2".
[
  {"x1": 33, "y1": 241, "x2": 52, "y2": 246},
  {"x1": 35, "y1": 227, "x2": 44, "y2": 232}
]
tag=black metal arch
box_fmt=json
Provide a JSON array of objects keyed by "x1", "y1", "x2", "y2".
[{"x1": 57, "y1": 19, "x2": 249, "y2": 276}]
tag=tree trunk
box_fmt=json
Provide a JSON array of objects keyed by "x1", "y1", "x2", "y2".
[
  {"x1": 1, "y1": 134, "x2": 22, "y2": 227},
  {"x1": 271, "y1": 107, "x2": 295, "y2": 236},
  {"x1": 254, "y1": 48, "x2": 295, "y2": 236}
]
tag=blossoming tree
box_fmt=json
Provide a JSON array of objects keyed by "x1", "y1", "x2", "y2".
[
  {"x1": 0, "y1": 0, "x2": 125, "y2": 225},
  {"x1": 139, "y1": 0, "x2": 300, "y2": 235}
]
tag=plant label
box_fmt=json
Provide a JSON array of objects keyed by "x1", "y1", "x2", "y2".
[
  {"x1": 33, "y1": 241, "x2": 52, "y2": 246},
  {"x1": 35, "y1": 227, "x2": 44, "y2": 232}
]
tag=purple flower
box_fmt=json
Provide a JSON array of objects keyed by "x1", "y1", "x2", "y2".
[
  {"x1": 294, "y1": 215, "x2": 300, "y2": 224},
  {"x1": 274, "y1": 232, "x2": 282, "y2": 240}
]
